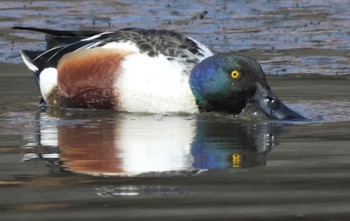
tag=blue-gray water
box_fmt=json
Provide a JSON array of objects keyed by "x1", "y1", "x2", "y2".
[{"x1": 1, "y1": 1, "x2": 350, "y2": 220}]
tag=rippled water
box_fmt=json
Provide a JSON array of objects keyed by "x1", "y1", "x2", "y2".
[{"x1": 1, "y1": 0, "x2": 350, "y2": 220}]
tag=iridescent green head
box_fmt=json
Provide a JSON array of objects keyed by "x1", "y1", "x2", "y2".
[{"x1": 189, "y1": 53, "x2": 305, "y2": 120}]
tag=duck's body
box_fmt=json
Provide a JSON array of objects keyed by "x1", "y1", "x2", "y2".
[
  {"x1": 17, "y1": 27, "x2": 213, "y2": 113},
  {"x1": 14, "y1": 27, "x2": 305, "y2": 120}
]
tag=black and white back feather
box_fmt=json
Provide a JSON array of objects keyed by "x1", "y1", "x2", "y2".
[{"x1": 14, "y1": 27, "x2": 212, "y2": 77}]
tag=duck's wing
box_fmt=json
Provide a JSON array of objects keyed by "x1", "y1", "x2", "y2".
[
  {"x1": 14, "y1": 27, "x2": 212, "y2": 71},
  {"x1": 14, "y1": 27, "x2": 111, "y2": 70},
  {"x1": 104, "y1": 28, "x2": 213, "y2": 62}
]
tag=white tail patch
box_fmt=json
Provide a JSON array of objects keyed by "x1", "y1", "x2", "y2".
[{"x1": 19, "y1": 50, "x2": 38, "y2": 72}]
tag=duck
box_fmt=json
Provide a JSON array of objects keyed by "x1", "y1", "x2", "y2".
[{"x1": 13, "y1": 26, "x2": 305, "y2": 120}]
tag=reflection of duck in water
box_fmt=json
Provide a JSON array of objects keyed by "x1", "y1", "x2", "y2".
[
  {"x1": 23, "y1": 111, "x2": 280, "y2": 176},
  {"x1": 14, "y1": 27, "x2": 304, "y2": 120},
  {"x1": 192, "y1": 117, "x2": 276, "y2": 169}
]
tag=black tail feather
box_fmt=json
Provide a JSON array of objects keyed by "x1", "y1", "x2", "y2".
[
  {"x1": 19, "y1": 50, "x2": 45, "y2": 88},
  {"x1": 12, "y1": 26, "x2": 101, "y2": 37},
  {"x1": 21, "y1": 49, "x2": 44, "y2": 61},
  {"x1": 45, "y1": 35, "x2": 88, "y2": 49},
  {"x1": 13, "y1": 26, "x2": 104, "y2": 49}
]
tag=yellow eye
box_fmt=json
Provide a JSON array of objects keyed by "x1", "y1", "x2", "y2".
[
  {"x1": 231, "y1": 70, "x2": 240, "y2": 79},
  {"x1": 232, "y1": 153, "x2": 241, "y2": 168}
]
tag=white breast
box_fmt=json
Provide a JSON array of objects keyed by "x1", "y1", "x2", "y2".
[{"x1": 115, "y1": 53, "x2": 199, "y2": 114}]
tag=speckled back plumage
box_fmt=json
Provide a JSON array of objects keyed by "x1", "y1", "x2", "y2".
[{"x1": 16, "y1": 27, "x2": 209, "y2": 75}]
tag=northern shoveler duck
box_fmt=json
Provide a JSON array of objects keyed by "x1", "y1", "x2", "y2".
[{"x1": 13, "y1": 26, "x2": 305, "y2": 120}]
